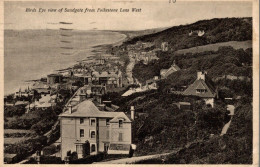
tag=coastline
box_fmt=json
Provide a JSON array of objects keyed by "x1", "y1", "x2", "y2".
[{"x1": 4, "y1": 30, "x2": 127, "y2": 96}]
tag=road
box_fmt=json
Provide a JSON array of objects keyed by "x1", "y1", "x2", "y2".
[
  {"x1": 97, "y1": 152, "x2": 172, "y2": 164},
  {"x1": 96, "y1": 140, "x2": 203, "y2": 164}
]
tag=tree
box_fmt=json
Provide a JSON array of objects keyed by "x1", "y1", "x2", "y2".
[{"x1": 82, "y1": 140, "x2": 90, "y2": 158}]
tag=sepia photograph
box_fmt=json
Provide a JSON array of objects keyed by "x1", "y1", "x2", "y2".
[{"x1": 2, "y1": 0, "x2": 259, "y2": 165}]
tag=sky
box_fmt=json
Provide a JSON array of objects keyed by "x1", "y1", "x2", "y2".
[{"x1": 4, "y1": 0, "x2": 252, "y2": 30}]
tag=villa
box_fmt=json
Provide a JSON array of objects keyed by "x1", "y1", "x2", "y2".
[
  {"x1": 59, "y1": 100, "x2": 133, "y2": 160},
  {"x1": 183, "y1": 71, "x2": 216, "y2": 107},
  {"x1": 160, "y1": 61, "x2": 180, "y2": 79}
]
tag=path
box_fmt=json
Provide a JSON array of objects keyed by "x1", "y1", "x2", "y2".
[
  {"x1": 18, "y1": 152, "x2": 37, "y2": 164},
  {"x1": 220, "y1": 105, "x2": 235, "y2": 136},
  {"x1": 97, "y1": 152, "x2": 172, "y2": 164},
  {"x1": 97, "y1": 139, "x2": 203, "y2": 164},
  {"x1": 126, "y1": 56, "x2": 135, "y2": 84}
]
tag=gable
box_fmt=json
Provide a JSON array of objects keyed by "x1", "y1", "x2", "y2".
[
  {"x1": 183, "y1": 79, "x2": 215, "y2": 98},
  {"x1": 110, "y1": 113, "x2": 131, "y2": 123},
  {"x1": 196, "y1": 82, "x2": 206, "y2": 90}
]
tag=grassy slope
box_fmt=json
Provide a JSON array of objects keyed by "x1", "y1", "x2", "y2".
[{"x1": 175, "y1": 40, "x2": 252, "y2": 55}]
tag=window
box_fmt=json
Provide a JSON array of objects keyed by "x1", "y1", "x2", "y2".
[
  {"x1": 106, "y1": 119, "x2": 110, "y2": 126},
  {"x1": 76, "y1": 145, "x2": 83, "y2": 154},
  {"x1": 91, "y1": 144, "x2": 96, "y2": 152},
  {"x1": 119, "y1": 120, "x2": 123, "y2": 128},
  {"x1": 80, "y1": 118, "x2": 84, "y2": 124},
  {"x1": 80, "y1": 129, "x2": 84, "y2": 137},
  {"x1": 90, "y1": 119, "x2": 96, "y2": 126},
  {"x1": 196, "y1": 89, "x2": 207, "y2": 93},
  {"x1": 118, "y1": 133, "x2": 123, "y2": 141},
  {"x1": 106, "y1": 131, "x2": 109, "y2": 139},
  {"x1": 90, "y1": 131, "x2": 96, "y2": 138}
]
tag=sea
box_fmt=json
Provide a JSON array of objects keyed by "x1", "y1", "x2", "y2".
[{"x1": 4, "y1": 29, "x2": 126, "y2": 95}]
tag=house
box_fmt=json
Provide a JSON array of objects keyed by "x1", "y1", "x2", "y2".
[
  {"x1": 47, "y1": 74, "x2": 63, "y2": 85},
  {"x1": 59, "y1": 100, "x2": 133, "y2": 160},
  {"x1": 160, "y1": 61, "x2": 180, "y2": 79},
  {"x1": 4, "y1": 154, "x2": 17, "y2": 164},
  {"x1": 175, "y1": 102, "x2": 191, "y2": 111},
  {"x1": 78, "y1": 84, "x2": 106, "y2": 97},
  {"x1": 31, "y1": 82, "x2": 51, "y2": 95},
  {"x1": 14, "y1": 100, "x2": 29, "y2": 106},
  {"x1": 183, "y1": 71, "x2": 216, "y2": 107},
  {"x1": 92, "y1": 71, "x2": 123, "y2": 88},
  {"x1": 161, "y1": 42, "x2": 169, "y2": 52},
  {"x1": 145, "y1": 79, "x2": 158, "y2": 90},
  {"x1": 14, "y1": 88, "x2": 33, "y2": 98},
  {"x1": 189, "y1": 30, "x2": 205, "y2": 37},
  {"x1": 25, "y1": 94, "x2": 56, "y2": 112},
  {"x1": 76, "y1": 70, "x2": 122, "y2": 88}
]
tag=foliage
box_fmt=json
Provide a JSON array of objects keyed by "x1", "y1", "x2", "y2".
[
  {"x1": 110, "y1": 17, "x2": 252, "y2": 164},
  {"x1": 24, "y1": 156, "x2": 63, "y2": 164},
  {"x1": 42, "y1": 145, "x2": 57, "y2": 156},
  {"x1": 4, "y1": 105, "x2": 26, "y2": 117},
  {"x1": 4, "y1": 136, "x2": 48, "y2": 163},
  {"x1": 124, "y1": 17, "x2": 252, "y2": 51},
  {"x1": 133, "y1": 46, "x2": 252, "y2": 87},
  {"x1": 5, "y1": 107, "x2": 58, "y2": 135},
  {"x1": 70, "y1": 152, "x2": 105, "y2": 164}
]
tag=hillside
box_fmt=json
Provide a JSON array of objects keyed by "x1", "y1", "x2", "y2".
[
  {"x1": 175, "y1": 40, "x2": 252, "y2": 55},
  {"x1": 123, "y1": 17, "x2": 252, "y2": 51},
  {"x1": 113, "y1": 27, "x2": 169, "y2": 40},
  {"x1": 133, "y1": 46, "x2": 252, "y2": 85},
  {"x1": 130, "y1": 17, "x2": 252, "y2": 84},
  {"x1": 107, "y1": 17, "x2": 253, "y2": 164}
]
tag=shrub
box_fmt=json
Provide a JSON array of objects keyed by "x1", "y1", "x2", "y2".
[
  {"x1": 42, "y1": 145, "x2": 57, "y2": 156},
  {"x1": 70, "y1": 152, "x2": 105, "y2": 164},
  {"x1": 4, "y1": 136, "x2": 47, "y2": 163}
]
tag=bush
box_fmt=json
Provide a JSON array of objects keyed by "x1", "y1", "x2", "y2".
[
  {"x1": 4, "y1": 105, "x2": 26, "y2": 117},
  {"x1": 42, "y1": 145, "x2": 57, "y2": 156},
  {"x1": 4, "y1": 136, "x2": 48, "y2": 163},
  {"x1": 24, "y1": 156, "x2": 63, "y2": 164},
  {"x1": 70, "y1": 152, "x2": 105, "y2": 164}
]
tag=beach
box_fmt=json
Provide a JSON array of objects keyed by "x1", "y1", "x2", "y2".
[{"x1": 4, "y1": 29, "x2": 126, "y2": 95}]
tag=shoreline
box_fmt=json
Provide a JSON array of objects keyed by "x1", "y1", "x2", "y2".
[{"x1": 4, "y1": 31, "x2": 127, "y2": 96}]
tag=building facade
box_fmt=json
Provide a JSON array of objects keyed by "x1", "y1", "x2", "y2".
[
  {"x1": 183, "y1": 71, "x2": 216, "y2": 107},
  {"x1": 59, "y1": 100, "x2": 132, "y2": 160},
  {"x1": 160, "y1": 61, "x2": 180, "y2": 79}
]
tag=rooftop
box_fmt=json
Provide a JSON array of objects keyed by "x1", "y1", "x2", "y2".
[
  {"x1": 183, "y1": 79, "x2": 215, "y2": 98},
  {"x1": 59, "y1": 100, "x2": 131, "y2": 122}
]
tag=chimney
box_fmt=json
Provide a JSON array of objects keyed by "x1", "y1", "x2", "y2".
[
  {"x1": 131, "y1": 106, "x2": 135, "y2": 120},
  {"x1": 68, "y1": 104, "x2": 72, "y2": 114},
  {"x1": 197, "y1": 71, "x2": 207, "y2": 80}
]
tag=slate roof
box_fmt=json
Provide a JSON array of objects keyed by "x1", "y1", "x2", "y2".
[
  {"x1": 110, "y1": 112, "x2": 132, "y2": 123},
  {"x1": 183, "y1": 78, "x2": 216, "y2": 98},
  {"x1": 59, "y1": 100, "x2": 131, "y2": 121},
  {"x1": 160, "y1": 64, "x2": 180, "y2": 78},
  {"x1": 92, "y1": 71, "x2": 121, "y2": 78},
  {"x1": 4, "y1": 154, "x2": 17, "y2": 159}
]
